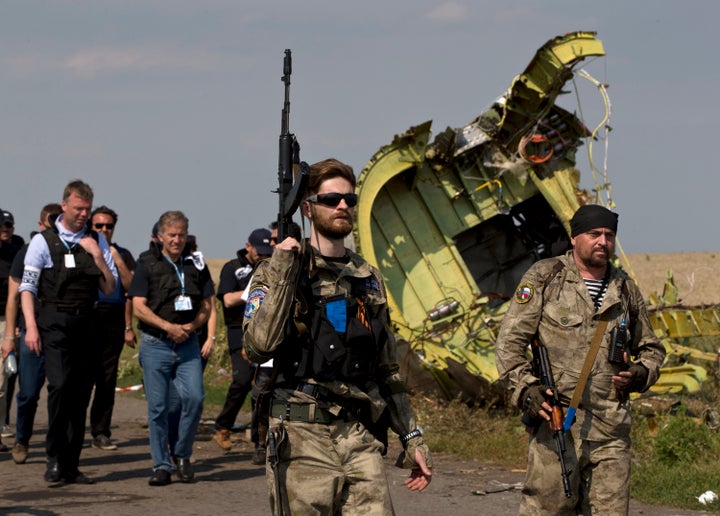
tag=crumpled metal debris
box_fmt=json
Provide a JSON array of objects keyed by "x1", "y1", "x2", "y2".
[{"x1": 472, "y1": 481, "x2": 523, "y2": 496}]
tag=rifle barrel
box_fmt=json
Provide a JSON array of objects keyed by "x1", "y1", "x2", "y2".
[
  {"x1": 268, "y1": 429, "x2": 286, "y2": 515},
  {"x1": 552, "y1": 431, "x2": 572, "y2": 498}
]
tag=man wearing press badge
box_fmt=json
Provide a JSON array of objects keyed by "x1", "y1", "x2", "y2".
[
  {"x1": 128, "y1": 210, "x2": 214, "y2": 486},
  {"x1": 495, "y1": 204, "x2": 665, "y2": 514},
  {"x1": 243, "y1": 158, "x2": 432, "y2": 515},
  {"x1": 19, "y1": 180, "x2": 117, "y2": 485}
]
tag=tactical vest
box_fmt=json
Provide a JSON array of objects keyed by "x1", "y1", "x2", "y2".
[
  {"x1": 37, "y1": 229, "x2": 102, "y2": 310},
  {"x1": 277, "y1": 274, "x2": 388, "y2": 383},
  {"x1": 138, "y1": 251, "x2": 205, "y2": 325},
  {"x1": 542, "y1": 257, "x2": 639, "y2": 351}
]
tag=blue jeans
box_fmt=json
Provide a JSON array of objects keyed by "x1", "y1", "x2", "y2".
[
  {"x1": 15, "y1": 330, "x2": 46, "y2": 445},
  {"x1": 139, "y1": 332, "x2": 204, "y2": 472}
]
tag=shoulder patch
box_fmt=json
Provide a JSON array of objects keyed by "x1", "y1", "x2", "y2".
[
  {"x1": 514, "y1": 282, "x2": 534, "y2": 304},
  {"x1": 244, "y1": 284, "x2": 270, "y2": 318},
  {"x1": 353, "y1": 276, "x2": 381, "y2": 297},
  {"x1": 188, "y1": 251, "x2": 205, "y2": 270}
]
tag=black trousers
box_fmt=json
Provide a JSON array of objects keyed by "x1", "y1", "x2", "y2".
[
  {"x1": 39, "y1": 309, "x2": 95, "y2": 473},
  {"x1": 215, "y1": 327, "x2": 254, "y2": 431},
  {"x1": 89, "y1": 303, "x2": 125, "y2": 438}
]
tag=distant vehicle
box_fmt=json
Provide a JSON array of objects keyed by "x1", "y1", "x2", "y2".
[{"x1": 353, "y1": 31, "x2": 720, "y2": 405}]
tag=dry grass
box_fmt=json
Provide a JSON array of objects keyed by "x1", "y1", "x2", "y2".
[
  {"x1": 206, "y1": 258, "x2": 226, "y2": 285},
  {"x1": 623, "y1": 252, "x2": 719, "y2": 305}
]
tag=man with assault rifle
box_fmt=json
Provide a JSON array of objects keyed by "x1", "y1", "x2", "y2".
[
  {"x1": 243, "y1": 50, "x2": 432, "y2": 515},
  {"x1": 496, "y1": 204, "x2": 665, "y2": 515}
]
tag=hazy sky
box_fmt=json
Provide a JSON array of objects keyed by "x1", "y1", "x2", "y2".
[{"x1": 2, "y1": 1, "x2": 716, "y2": 258}]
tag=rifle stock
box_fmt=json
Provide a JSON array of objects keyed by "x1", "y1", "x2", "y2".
[{"x1": 277, "y1": 49, "x2": 309, "y2": 242}]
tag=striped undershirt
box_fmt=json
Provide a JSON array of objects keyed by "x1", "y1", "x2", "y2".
[{"x1": 583, "y1": 277, "x2": 608, "y2": 311}]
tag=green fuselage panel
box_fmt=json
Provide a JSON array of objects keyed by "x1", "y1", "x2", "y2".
[{"x1": 354, "y1": 32, "x2": 608, "y2": 385}]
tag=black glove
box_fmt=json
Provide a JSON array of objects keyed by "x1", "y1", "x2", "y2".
[
  {"x1": 618, "y1": 362, "x2": 648, "y2": 393},
  {"x1": 521, "y1": 384, "x2": 552, "y2": 419}
]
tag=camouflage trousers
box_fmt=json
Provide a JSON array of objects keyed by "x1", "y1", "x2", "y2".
[
  {"x1": 520, "y1": 422, "x2": 631, "y2": 515},
  {"x1": 266, "y1": 414, "x2": 394, "y2": 515}
]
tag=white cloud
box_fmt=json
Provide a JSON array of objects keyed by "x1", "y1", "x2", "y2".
[
  {"x1": 425, "y1": 2, "x2": 467, "y2": 22},
  {"x1": 3, "y1": 48, "x2": 221, "y2": 79},
  {"x1": 63, "y1": 48, "x2": 220, "y2": 78}
]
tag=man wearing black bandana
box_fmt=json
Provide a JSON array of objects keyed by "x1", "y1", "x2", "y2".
[
  {"x1": 495, "y1": 204, "x2": 665, "y2": 514},
  {"x1": 243, "y1": 158, "x2": 432, "y2": 515}
]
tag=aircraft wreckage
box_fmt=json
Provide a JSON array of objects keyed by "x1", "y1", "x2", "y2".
[{"x1": 353, "y1": 31, "x2": 720, "y2": 405}]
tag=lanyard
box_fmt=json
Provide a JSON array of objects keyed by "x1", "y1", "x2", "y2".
[
  {"x1": 163, "y1": 256, "x2": 186, "y2": 295},
  {"x1": 59, "y1": 238, "x2": 78, "y2": 253}
]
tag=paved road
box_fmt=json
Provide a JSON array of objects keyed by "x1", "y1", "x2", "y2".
[{"x1": 0, "y1": 392, "x2": 712, "y2": 515}]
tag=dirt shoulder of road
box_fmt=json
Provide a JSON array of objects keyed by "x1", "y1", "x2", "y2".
[{"x1": 0, "y1": 393, "x2": 714, "y2": 516}]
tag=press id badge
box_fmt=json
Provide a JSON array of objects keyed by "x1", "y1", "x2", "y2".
[
  {"x1": 174, "y1": 295, "x2": 193, "y2": 311},
  {"x1": 65, "y1": 254, "x2": 76, "y2": 268}
]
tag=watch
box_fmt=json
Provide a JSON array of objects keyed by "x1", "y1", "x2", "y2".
[{"x1": 399, "y1": 428, "x2": 423, "y2": 445}]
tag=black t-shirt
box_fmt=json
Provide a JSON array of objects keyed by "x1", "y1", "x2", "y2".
[
  {"x1": 0, "y1": 235, "x2": 25, "y2": 312},
  {"x1": 113, "y1": 243, "x2": 137, "y2": 273},
  {"x1": 9, "y1": 244, "x2": 27, "y2": 281},
  {"x1": 217, "y1": 250, "x2": 253, "y2": 328},
  {"x1": 7, "y1": 244, "x2": 28, "y2": 329}
]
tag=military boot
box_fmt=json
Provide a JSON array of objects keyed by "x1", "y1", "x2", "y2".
[{"x1": 214, "y1": 429, "x2": 232, "y2": 451}]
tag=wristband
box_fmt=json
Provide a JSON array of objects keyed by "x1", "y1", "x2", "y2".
[
  {"x1": 399, "y1": 428, "x2": 422, "y2": 446},
  {"x1": 125, "y1": 327, "x2": 134, "y2": 333}
]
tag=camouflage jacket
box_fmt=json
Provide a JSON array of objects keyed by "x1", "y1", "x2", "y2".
[
  {"x1": 242, "y1": 243, "x2": 421, "y2": 440},
  {"x1": 495, "y1": 251, "x2": 665, "y2": 440}
]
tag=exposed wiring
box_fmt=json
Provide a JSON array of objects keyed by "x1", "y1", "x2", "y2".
[{"x1": 573, "y1": 68, "x2": 613, "y2": 208}]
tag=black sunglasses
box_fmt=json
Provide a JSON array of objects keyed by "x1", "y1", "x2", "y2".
[
  {"x1": 306, "y1": 192, "x2": 358, "y2": 208},
  {"x1": 94, "y1": 223, "x2": 115, "y2": 230}
]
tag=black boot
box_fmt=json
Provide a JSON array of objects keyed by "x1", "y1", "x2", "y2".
[
  {"x1": 44, "y1": 458, "x2": 62, "y2": 483},
  {"x1": 148, "y1": 469, "x2": 172, "y2": 486},
  {"x1": 174, "y1": 457, "x2": 194, "y2": 483}
]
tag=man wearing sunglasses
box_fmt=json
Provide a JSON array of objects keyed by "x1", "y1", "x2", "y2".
[
  {"x1": 88, "y1": 206, "x2": 137, "y2": 452},
  {"x1": 244, "y1": 158, "x2": 432, "y2": 515},
  {"x1": 213, "y1": 227, "x2": 272, "y2": 459},
  {"x1": 0, "y1": 210, "x2": 25, "y2": 450}
]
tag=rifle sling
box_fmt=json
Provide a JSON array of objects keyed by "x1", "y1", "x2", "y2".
[{"x1": 563, "y1": 315, "x2": 609, "y2": 431}]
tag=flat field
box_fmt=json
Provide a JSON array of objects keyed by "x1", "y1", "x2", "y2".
[{"x1": 624, "y1": 252, "x2": 719, "y2": 305}]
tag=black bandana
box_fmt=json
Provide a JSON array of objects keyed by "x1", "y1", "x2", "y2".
[{"x1": 570, "y1": 205, "x2": 618, "y2": 237}]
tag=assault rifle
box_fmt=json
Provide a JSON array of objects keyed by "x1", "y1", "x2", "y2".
[
  {"x1": 277, "y1": 49, "x2": 310, "y2": 241},
  {"x1": 268, "y1": 426, "x2": 288, "y2": 515},
  {"x1": 522, "y1": 338, "x2": 572, "y2": 498}
]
